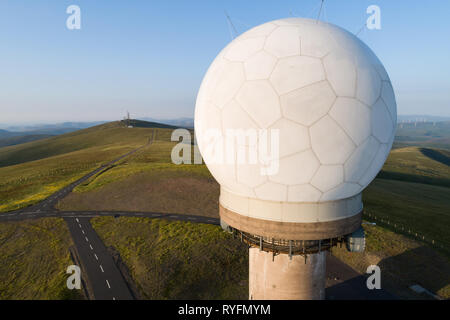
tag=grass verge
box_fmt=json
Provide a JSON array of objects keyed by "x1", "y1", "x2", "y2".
[{"x1": 0, "y1": 218, "x2": 83, "y2": 299}]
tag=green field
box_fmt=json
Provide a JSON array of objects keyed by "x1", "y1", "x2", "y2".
[
  {"x1": 364, "y1": 179, "x2": 450, "y2": 252},
  {"x1": 0, "y1": 218, "x2": 82, "y2": 300},
  {"x1": 362, "y1": 146, "x2": 450, "y2": 253},
  {"x1": 91, "y1": 217, "x2": 248, "y2": 299}
]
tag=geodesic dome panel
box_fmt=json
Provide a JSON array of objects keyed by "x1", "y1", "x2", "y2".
[{"x1": 195, "y1": 18, "x2": 396, "y2": 203}]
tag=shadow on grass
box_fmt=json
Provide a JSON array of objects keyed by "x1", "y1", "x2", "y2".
[
  {"x1": 376, "y1": 171, "x2": 450, "y2": 188},
  {"x1": 326, "y1": 246, "x2": 449, "y2": 300},
  {"x1": 419, "y1": 148, "x2": 450, "y2": 166}
]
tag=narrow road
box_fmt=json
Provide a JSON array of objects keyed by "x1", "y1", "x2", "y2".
[
  {"x1": 0, "y1": 209, "x2": 220, "y2": 224},
  {"x1": 66, "y1": 217, "x2": 133, "y2": 300}
]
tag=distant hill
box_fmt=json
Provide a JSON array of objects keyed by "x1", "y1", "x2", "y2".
[
  {"x1": 0, "y1": 129, "x2": 15, "y2": 138},
  {"x1": 398, "y1": 115, "x2": 450, "y2": 123},
  {"x1": 0, "y1": 121, "x2": 106, "y2": 132},
  {"x1": 0, "y1": 127, "x2": 88, "y2": 139},
  {"x1": 0, "y1": 119, "x2": 172, "y2": 168},
  {"x1": 0, "y1": 134, "x2": 54, "y2": 148},
  {"x1": 394, "y1": 121, "x2": 450, "y2": 150}
]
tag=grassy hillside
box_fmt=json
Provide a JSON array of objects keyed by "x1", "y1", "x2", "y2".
[
  {"x1": 0, "y1": 218, "x2": 83, "y2": 299},
  {"x1": 0, "y1": 134, "x2": 54, "y2": 148},
  {"x1": 363, "y1": 179, "x2": 450, "y2": 254},
  {"x1": 364, "y1": 146, "x2": 450, "y2": 252},
  {"x1": 91, "y1": 217, "x2": 248, "y2": 299},
  {"x1": 0, "y1": 121, "x2": 162, "y2": 212},
  {"x1": 57, "y1": 128, "x2": 219, "y2": 217},
  {"x1": 377, "y1": 147, "x2": 450, "y2": 187},
  {"x1": 0, "y1": 121, "x2": 155, "y2": 168}
]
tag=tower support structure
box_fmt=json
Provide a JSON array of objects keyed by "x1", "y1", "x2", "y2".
[
  {"x1": 219, "y1": 188, "x2": 363, "y2": 300},
  {"x1": 249, "y1": 248, "x2": 326, "y2": 300}
]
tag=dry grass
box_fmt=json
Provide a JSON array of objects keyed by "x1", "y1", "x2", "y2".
[
  {"x1": 58, "y1": 167, "x2": 219, "y2": 217},
  {"x1": 0, "y1": 218, "x2": 83, "y2": 299}
]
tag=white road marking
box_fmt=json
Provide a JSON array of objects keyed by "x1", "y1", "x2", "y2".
[
  {"x1": 106, "y1": 280, "x2": 111, "y2": 289},
  {"x1": 100, "y1": 265, "x2": 104, "y2": 273},
  {"x1": 187, "y1": 217, "x2": 196, "y2": 220},
  {"x1": 90, "y1": 245, "x2": 93, "y2": 250},
  {"x1": 94, "y1": 254, "x2": 98, "y2": 260},
  {"x1": 85, "y1": 236, "x2": 89, "y2": 242},
  {"x1": 78, "y1": 224, "x2": 82, "y2": 228},
  {"x1": 82, "y1": 230, "x2": 85, "y2": 234},
  {"x1": 76, "y1": 218, "x2": 79, "y2": 222}
]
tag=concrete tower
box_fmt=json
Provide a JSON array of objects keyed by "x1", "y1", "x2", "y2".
[{"x1": 194, "y1": 18, "x2": 396, "y2": 300}]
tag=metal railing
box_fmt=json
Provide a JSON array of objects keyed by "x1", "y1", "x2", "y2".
[{"x1": 230, "y1": 228, "x2": 345, "y2": 257}]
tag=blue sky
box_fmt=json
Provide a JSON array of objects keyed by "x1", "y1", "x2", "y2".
[{"x1": 0, "y1": 0, "x2": 449, "y2": 124}]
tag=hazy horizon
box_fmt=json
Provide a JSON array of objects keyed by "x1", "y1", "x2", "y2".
[{"x1": 2, "y1": 114, "x2": 450, "y2": 131}]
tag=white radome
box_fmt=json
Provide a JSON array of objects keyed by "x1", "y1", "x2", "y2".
[{"x1": 195, "y1": 18, "x2": 396, "y2": 204}]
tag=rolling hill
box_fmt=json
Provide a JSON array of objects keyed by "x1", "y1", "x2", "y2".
[
  {"x1": 377, "y1": 147, "x2": 450, "y2": 187},
  {"x1": 0, "y1": 120, "x2": 175, "y2": 212},
  {"x1": 0, "y1": 120, "x2": 175, "y2": 168}
]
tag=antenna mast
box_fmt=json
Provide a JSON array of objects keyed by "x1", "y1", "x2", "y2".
[{"x1": 224, "y1": 10, "x2": 238, "y2": 40}]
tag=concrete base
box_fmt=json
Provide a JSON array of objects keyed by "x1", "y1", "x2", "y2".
[{"x1": 249, "y1": 248, "x2": 326, "y2": 300}]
